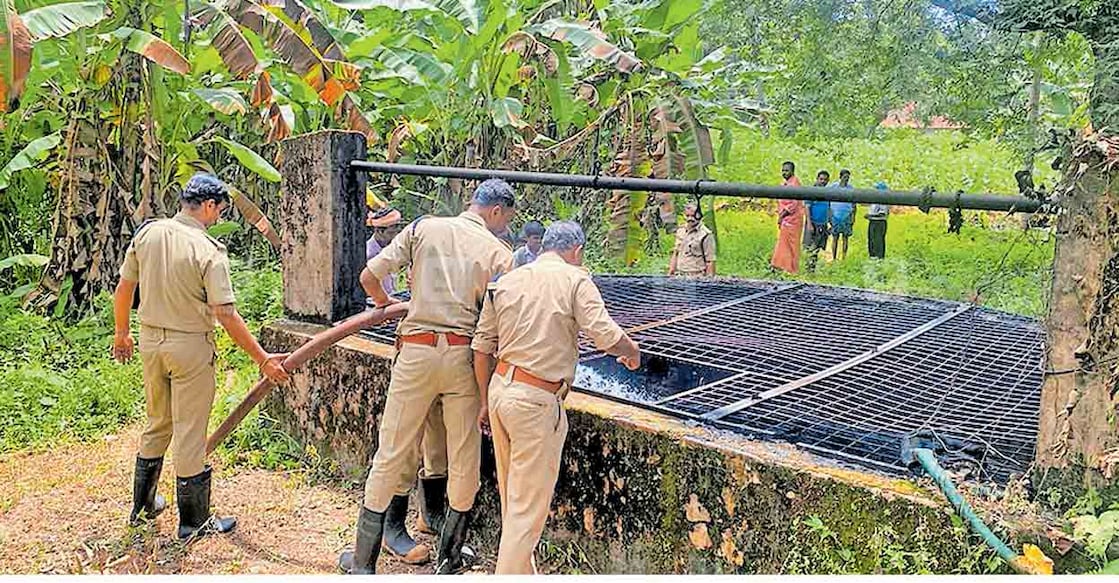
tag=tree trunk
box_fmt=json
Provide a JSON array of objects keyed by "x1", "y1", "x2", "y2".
[
  {"x1": 28, "y1": 42, "x2": 154, "y2": 315},
  {"x1": 1036, "y1": 135, "x2": 1119, "y2": 484}
]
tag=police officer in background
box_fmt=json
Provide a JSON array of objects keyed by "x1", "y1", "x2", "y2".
[
  {"x1": 339, "y1": 179, "x2": 515, "y2": 575},
  {"x1": 113, "y1": 173, "x2": 289, "y2": 539},
  {"x1": 667, "y1": 203, "x2": 716, "y2": 277},
  {"x1": 472, "y1": 221, "x2": 640, "y2": 574}
]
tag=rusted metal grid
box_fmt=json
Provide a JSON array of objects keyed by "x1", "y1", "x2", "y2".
[{"x1": 360, "y1": 275, "x2": 1044, "y2": 483}]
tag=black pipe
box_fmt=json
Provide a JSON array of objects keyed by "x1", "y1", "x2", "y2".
[{"x1": 350, "y1": 161, "x2": 1049, "y2": 213}]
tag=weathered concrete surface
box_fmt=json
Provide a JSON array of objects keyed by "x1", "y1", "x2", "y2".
[
  {"x1": 261, "y1": 319, "x2": 1049, "y2": 573},
  {"x1": 278, "y1": 131, "x2": 368, "y2": 324}
]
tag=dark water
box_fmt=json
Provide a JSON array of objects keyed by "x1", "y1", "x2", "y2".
[{"x1": 574, "y1": 353, "x2": 736, "y2": 403}]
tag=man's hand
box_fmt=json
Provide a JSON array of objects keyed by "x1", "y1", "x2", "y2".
[
  {"x1": 259, "y1": 353, "x2": 291, "y2": 383},
  {"x1": 616, "y1": 352, "x2": 640, "y2": 371},
  {"x1": 113, "y1": 332, "x2": 135, "y2": 364},
  {"x1": 373, "y1": 295, "x2": 402, "y2": 309},
  {"x1": 477, "y1": 405, "x2": 491, "y2": 437}
]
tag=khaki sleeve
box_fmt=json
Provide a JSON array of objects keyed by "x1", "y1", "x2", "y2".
[
  {"x1": 703, "y1": 233, "x2": 716, "y2": 262},
  {"x1": 495, "y1": 245, "x2": 514, "y2": 276},
  {"x1": 470, "y1": 284, "x2": 499, "y2": 355},
  {"x1": 367, "y1": 222, "x2": 415, "y2": 280},
  {"x1": 672, "y1": 231, "x2": 684, "y2": 254},
  {"x1": 203, "y1": 250, "x2": 237, "y2": 306},
  {"x1": 573, "y1": 277, "x2": 625, "y2": 351},
  {"x1": 119, "y1": 242, "x2": 139, "y2": 281}
]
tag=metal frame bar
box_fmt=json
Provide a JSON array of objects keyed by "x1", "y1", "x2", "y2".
[
  {"x1": 700, "y1": 303, "x2": 975, "y2": 420},
  {"x1": 351, "y1": 161, "x2": 1048, "y2": 213},
  {"x1": 620, "y1": 282, "x2": 802, "y2": 336}
]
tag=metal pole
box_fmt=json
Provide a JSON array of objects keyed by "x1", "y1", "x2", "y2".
[{"x1": 350, "y1": 161, "x2": 1048, "y2": 213}]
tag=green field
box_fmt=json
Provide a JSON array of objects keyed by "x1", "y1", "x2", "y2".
[{"x1": 624, "y1": 207, "x2": 1054, "y2": 317}]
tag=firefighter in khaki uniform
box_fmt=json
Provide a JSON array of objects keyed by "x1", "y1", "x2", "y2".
[
  {"x1": 113, "y1": 174, "x2": 289, "y2": 539},
  {"x1": 667, "y1": 202, "x2": 716, "y2": 277},
  {"x1": 338, "y1": 179, "x2": 516, "y2": 575},
  {"x1": 472, "y1": 221, "x2": 641, "y2": 574}
]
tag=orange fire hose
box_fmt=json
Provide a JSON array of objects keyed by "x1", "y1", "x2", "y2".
[{"x1": 205, "y1": 302, "x2": 409, "y2": 455}]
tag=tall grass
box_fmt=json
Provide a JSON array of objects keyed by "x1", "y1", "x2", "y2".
[{"x1": 620, "y1": 208, "x2": 1054, "y2": 317}]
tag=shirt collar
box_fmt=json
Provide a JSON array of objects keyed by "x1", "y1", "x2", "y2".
[
  {"x1": 459, "y1": 211, "x2": 487, "y2": 229},
  {"x1": 174, "y1": 212, "x2": 206, "y2": 231},
  {"x1": 537, "y1": 252, "x2": 565, "y2": 264}
]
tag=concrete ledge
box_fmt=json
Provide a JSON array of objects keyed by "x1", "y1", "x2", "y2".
[{"x1": 261, "y1": 319, "x2": 1003, "y2": 573}]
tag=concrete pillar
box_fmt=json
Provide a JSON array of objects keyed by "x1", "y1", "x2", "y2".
[{"x1": 278, "y1": 130, "x2": 367, "y2": 324}]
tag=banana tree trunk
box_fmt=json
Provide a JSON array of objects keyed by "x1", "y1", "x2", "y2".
[{"x1": 28, "y1": 44, "x2": 155, "y2": 315}]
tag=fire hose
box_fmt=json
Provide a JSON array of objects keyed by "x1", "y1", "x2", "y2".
[{"x1": 205, "y1": 302, "x2": 409, "y2": 455}]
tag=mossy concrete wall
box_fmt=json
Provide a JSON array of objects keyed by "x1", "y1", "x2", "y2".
[{"x1": 261, "y1": 319, "x2": 1022, "y2": 574}]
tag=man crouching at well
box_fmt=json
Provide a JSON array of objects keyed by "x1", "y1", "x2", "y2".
[{"x1": 472, "y1": 220, "x2": 641, "y2": 574}]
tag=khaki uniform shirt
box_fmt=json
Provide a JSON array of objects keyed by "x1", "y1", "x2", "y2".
[
  {"x1": 367, "y1": 212, "x2": 512, "y2": 337},
  {"x1": 673, "y1": 223, "x2": 715, "y2": 275},
  {"x1": 119, "y1": 212, "x2": 236, "y2": 333},
  {"x1": 472, "y1": 253, "x2": 626, "y2": 386}
]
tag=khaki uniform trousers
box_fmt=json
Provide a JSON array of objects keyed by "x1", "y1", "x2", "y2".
[
  {"x1": 363, "y1": 338, "x2": 480, "y2": 512},
  {"x1": 137, "y1": 325, "x2": 217, "y2": 478},
  {"x1": 407, "y1": 401, "x2": 448, "y2": 494},
  {"x1": 489, "y1": 369, "x2": 569, "y2": 575}
]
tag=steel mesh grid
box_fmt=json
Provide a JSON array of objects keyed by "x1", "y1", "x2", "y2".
[
  {"x1": 354, "y1": 275, "x2": 1043, "y2": 483},
  {"x1": 718, "y1": 309, "x2": 1044, "y2": 482},
  {"x1": 635, "y1": 285, "x2": 955, "y2": 411}
]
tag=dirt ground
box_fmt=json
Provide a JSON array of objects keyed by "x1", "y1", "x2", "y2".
[{"x1": 0, "y1": 425, "x2": 489, "y2": 574}]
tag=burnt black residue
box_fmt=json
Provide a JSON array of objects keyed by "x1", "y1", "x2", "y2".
[{"x1": 575, "y1": 353, "x2": 736, "y2": 403}]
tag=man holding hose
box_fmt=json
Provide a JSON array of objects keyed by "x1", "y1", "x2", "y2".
[{"x1": 112, "y1": 173, "x2": 289, "y2": 539}]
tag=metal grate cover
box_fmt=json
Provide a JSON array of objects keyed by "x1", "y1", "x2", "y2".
[{"x1": 359, "y1": 275, "x2": 1044, "y2": 483}]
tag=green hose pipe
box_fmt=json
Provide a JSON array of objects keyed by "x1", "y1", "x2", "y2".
[{"x1": 913, "y1": 448, "x2": 1050, "y2": 575}]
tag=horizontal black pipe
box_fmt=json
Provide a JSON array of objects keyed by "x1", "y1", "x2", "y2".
[{"x1": 351, "y1": 161, "x2": 1048, "y2": 213}]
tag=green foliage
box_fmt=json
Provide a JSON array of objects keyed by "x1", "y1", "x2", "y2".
[
  {"x1": 1071, "y1": 510, "x2": 1119, "y2": 562},
  {"x1": 0, "y1": 293, "x2": 143, "y2": 451},
  {"x1": 611, "y1": 207, "x2": 1052, "y2": 317},
  {"x1": 782, "y1": 514, "x2": 1005, "y2": 574},
  {"x1": 715, "y1": 127, "x2": 1059, "y2": 193},
  {"x1": 210, "y1": 136, "x2": 281, "y2": 183}
]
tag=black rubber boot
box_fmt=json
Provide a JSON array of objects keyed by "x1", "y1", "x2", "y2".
[
  {"x1": 129, "y1": 455, "x2": 167, "y2": 526},
  {"x1": 338, "y1": 507, "x2": 386, "y2": 574},
  {"x1": 417, "y1": 476, "x2": 447, "y2": 535},
  {"x1": 175, "y1": 467, "x2": 236, "y2": 540},
  {"x1": 435, "y1": 508, "x2": 476, "y2": 575},
  {"x1": 382, "y1": 494, "x2": 430, "y2": 564}
]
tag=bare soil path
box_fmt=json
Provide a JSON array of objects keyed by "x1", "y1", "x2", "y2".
[{"x1": 0, "y1": 425, "x2": 467, "y2": 574}]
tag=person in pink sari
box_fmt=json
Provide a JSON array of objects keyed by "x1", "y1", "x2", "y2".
[{"x1": 770, "y1": 161, "x2": 804, "y2": 273}]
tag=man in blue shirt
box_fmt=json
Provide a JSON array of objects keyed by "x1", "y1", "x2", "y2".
[
  {"x1": 805, "y1": 170, "x2": 831, "y2": 271},
  {"x1": 828, "y1": 169, "x2": 856, "y2": 261}
]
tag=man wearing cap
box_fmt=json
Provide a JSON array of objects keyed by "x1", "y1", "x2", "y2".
[
  {"x1": 473, "y1": 221, "x2": 641, "y2": 574},
  {"x1": 113, "y1": 173, "x2": 289, "y2": 539},
  {"x1": 363, "y1": 204, "x2": 449, "y2": 565},
  {"x1": 339, "y1": 179, "x2": 516, "y2": 575},
  {"x1": 667, "y1": 202, "x2": 716, "y2": 277}
]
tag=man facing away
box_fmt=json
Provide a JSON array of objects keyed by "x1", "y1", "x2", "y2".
[
  {"x1": 866, "y1": 181, "x2": 891, "y2": 259},
  {"x1": 364, "y1": 205, "x2": 449, "y2": 565},
  {"x1": 828, "y1": 169, "x2": 856, "y2": 261},
  {"x1": 512, "y1": 220, "x2": 544, "y2": 268},
  {"x1": 667, "y1": 202, "x2": 716, "y2": 277},
  {"x1": 472, "y1": 221, "x2": 641, "y2": 574},
  {"x1": 339, "y1": 179, "x2": 516, "y2": 575},
  {"x1": 113, "y1": 173, "x2": 289, "y2": 539}
]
